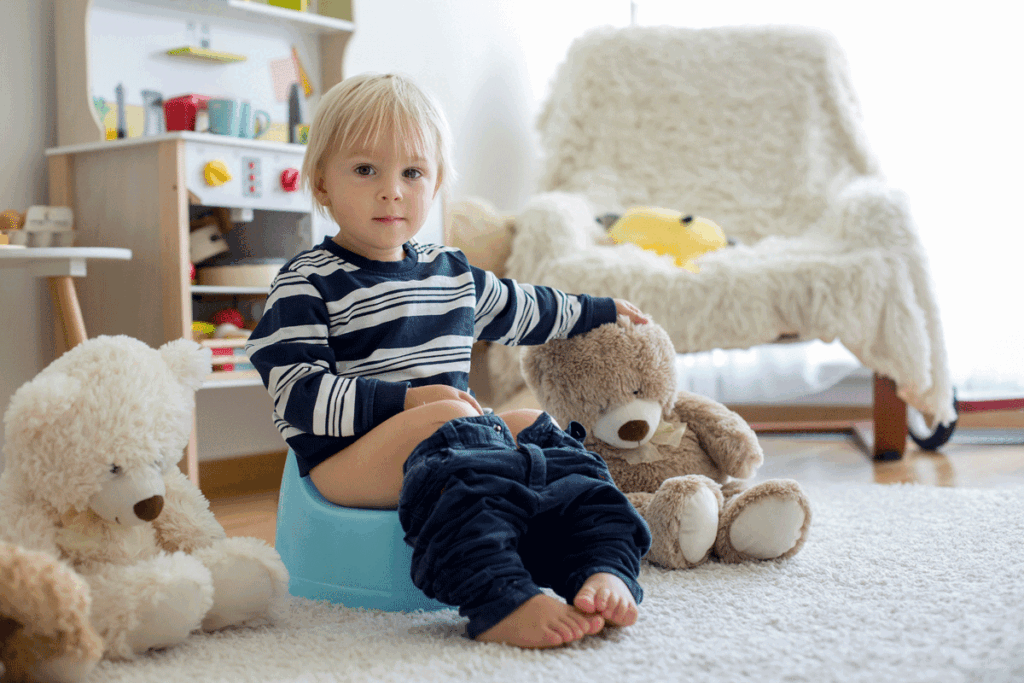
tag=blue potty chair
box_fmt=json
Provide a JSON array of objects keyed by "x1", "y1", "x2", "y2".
[{"x1": 275, "y1": 450, "x2": 448, "y2": 612}]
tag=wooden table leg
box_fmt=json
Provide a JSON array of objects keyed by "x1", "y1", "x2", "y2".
[
  {"x1": 48, "y1": 275, "x2": 87, "y2": 350},
  {"x1": 852, "y1": 374, "x2": 909, "y2": 460},
  {"x1": 871, "y1": 374, "x2": 908, "y2": 460}
]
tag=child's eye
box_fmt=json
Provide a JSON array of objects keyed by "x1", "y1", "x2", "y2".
[
  {"x1": 403, "y1": 168, "x2": 423, "y2": 180},
  {"x1": 354, "y1": 165, "x2": 374, "y2": 176}
]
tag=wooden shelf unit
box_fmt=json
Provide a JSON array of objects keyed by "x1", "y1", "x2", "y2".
[{"x1": 49, "y1": 0, "x2": 353, "y2": 486}]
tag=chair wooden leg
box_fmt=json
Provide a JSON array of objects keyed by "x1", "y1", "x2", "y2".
[{"x1": 872, "y1": 374, "x2": 907, "y2": 460}]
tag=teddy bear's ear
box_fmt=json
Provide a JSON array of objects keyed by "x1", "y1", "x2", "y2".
[
  {"x1": 3, "y1": 372, "x2": 81, "y2": 452},
  {"x1": 158, "y1": 338, "x2": 212, "y2": 391}
]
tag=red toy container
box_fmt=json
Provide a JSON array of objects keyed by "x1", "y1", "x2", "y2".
[{"x1": 164, "y1": 94, "x2": 211, "y2": 132}]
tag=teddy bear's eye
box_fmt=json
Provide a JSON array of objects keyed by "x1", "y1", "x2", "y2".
[
  {"x1": 633, "y1": 389, "x2": 642, "y2": 396},
  {"x1": 110, "y1": 464, "x2": 122, "y2": 475}
]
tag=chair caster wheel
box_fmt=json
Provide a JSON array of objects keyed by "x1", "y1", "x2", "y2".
[{"x1": 908, "y1": 392, "x2": 958, "y2": 451}]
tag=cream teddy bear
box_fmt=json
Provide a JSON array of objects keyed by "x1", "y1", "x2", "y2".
[
  {"x1": 1, "y1": 540, "x2": 102, "y2": 683},
  {"x1": 522, "y1": 318, "x2": 812, "y2": 569},
  {"x1": 0, "y1": 335, "x2": 288, "y2": 661}
]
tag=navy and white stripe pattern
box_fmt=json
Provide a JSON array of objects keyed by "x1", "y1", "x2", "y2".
[{"x1": 246, "y1": 237, "x2": 616, "y2": 476}]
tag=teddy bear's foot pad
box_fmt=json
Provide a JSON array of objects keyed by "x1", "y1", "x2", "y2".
[
  {"x1": 644, "y1": 477, "x2": 722, "y2": 567},
  {"x1": 675, "y1": 485, "x2": 720, "y2": 564},
  {"x1": 729, "y1": 496, "x2": 806, "y2": 560}
]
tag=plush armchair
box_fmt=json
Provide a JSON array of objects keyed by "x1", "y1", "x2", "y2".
[{"x1": 455, "y1": 24, "x2": 955, "y2": 459}]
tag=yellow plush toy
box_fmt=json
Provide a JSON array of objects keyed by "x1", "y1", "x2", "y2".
[{"x1": 606, "y1": 207, "x2": 728, "y2": 273}]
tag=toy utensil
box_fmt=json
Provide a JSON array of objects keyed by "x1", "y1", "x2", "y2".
[
  {"x1": 115, "y1": 83, "x2": 127, "y2": 139},
  {"x1": 288, "y1": 82, "x2": 302, "y2": 143},
  {"x1": 141, "y1": 90, "x2": 165, "y2": 136}
]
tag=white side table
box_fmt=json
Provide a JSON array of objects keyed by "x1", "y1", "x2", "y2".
[{"x1": 0, "y1": 246, "x2": 132, "y2": 349}]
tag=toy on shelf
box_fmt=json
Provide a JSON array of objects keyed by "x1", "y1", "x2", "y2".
[
  {"x1": 202, "y1": 336, "x2": 254, "y2": 375},
  {"x1": 0, "y1": 209, "x2": 25, "y2": 248},
  {"x1": 603, "y1": 206, "x2": 730, "y2": 273},
  {"x1": 189, "y1": 208, "x2": 233, "y2": 265},
  {"x1": 0, "y1": 209, "x2": 25, "y2": 232},
  {"x1": 164, "y1": 94, "x2": 211, "y2": 132},
  {"x1": 192, "y1": 321, "x2": 217, "y2": 341},
  {"x1": 210, "y1": 308, "x2": 245, "y2": 329},
  {"x1": 140, "y1": 89, "x2": 165, "y2": 136},
  {"x1": 0, "y1": 206, "x2": 74, "y2": 248},
  {"x1": 193, "y1": 311, "x2": 254, "y2": 376}
]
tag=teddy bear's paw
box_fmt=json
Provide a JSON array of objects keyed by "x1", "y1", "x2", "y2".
[
  {"x1": 716, "y1": 479, "x2": 811, "y2": 563},
  {"x1": 127, "y1": 571, "x2": 210, "y2": 654},
  {"x1": 645, "y1": 476, "x2": 724, "y2": 569},
  {"x1": 197, "y1": 538, "x2": 287, "y2": 631}
]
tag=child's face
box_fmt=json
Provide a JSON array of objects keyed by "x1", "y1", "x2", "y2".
[{"x1": 315, "y1": 131, "x2": 439, "y2": 261}]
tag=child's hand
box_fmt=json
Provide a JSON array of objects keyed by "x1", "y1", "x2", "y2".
[
  {"x1": 614, "y1": 299, "x2": 649, "y2": 325},
  {"x1": 405, "y1": 384, "x2": 484, "y2": 414}
]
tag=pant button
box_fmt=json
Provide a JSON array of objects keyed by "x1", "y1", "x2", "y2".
[{"x1": 494, "y1": 425, "x2": 502, "y2": 432}]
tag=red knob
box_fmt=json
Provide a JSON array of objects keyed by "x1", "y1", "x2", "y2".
[{"x1": 280, "y1": 168, "x2": 300, "y2": 192}]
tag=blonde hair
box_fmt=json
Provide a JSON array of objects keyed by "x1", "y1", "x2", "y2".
[{"x1": 301, "y1": 73, "x2": 455, "y2": 216}]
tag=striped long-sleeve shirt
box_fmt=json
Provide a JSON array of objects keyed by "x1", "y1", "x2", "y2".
[{"x1": 245, "y1": 237, "x2": 617, "y2": 476}]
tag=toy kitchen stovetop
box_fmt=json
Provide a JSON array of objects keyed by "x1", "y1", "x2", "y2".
[{"x1": 186, "y1": 134, "x2": 315, "y2": 289}]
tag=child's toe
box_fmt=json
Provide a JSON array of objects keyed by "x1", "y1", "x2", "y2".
[
  {"x1": 573, "y1": 588, "x2": 596, "y2": 613},
  {"x1": 582, "y1": 613, "x2": 605, "y2": 635}
]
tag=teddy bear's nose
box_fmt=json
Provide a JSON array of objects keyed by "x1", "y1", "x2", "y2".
[
  {"x1": 618, "y1": 420, "x2": 650, "y2": 443},
  {"x1": 134, "y1": 495, "x2": 164, "y2": 522}
]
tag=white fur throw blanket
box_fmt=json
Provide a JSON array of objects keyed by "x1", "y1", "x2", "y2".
[{"x1": 486, "y1": 25, "x2": 954, "y2": 427}]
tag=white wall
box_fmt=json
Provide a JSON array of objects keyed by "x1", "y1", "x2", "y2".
[
  {"x1": 0, "y1": 0, "x2": 59, "y2": 473},
  {"x1": 343, "y1": 0, "x2": 629, "y2": 212},
  {"x1": 0, "y1": 0, "x2": 629, "y2": 469}
]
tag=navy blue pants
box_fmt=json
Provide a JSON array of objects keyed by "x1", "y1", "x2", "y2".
[{"x1": 398, "y1": 413, "x2": 651, "y2": 639}]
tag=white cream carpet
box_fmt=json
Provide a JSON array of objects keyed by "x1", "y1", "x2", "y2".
[{"x1": 88, "y1": 484, "x2": 1024, "y2": 683}]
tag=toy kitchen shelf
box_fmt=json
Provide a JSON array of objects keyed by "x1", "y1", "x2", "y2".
[
  {"x1": 49, "y1": 0, "x2": 353, "y2": 485},
  {"x1": 46, "y1": 131, "x2": 312, "y2": 368}
]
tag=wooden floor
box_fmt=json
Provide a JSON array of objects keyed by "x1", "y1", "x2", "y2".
[{"x1": 208, "y1": 432, "x2": 1024, "y2": 547}]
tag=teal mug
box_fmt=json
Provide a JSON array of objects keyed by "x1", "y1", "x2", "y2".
[
  {"x1": 238, "y1": 101, "x2": 271, "y2": 139},
  {"x1": 208, "y1": 98, "x2": 241, "y2": 136}
]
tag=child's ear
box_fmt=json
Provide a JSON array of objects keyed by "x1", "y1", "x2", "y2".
[
  {"x1": 433, "y1": 172, "x2": 443, "y2": 200},
  {"x1": 313, "y1": 176, "x2": 330, "y2": 206}
]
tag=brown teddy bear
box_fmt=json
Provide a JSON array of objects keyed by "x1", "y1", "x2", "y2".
[
  {"x1": 1, "y1": 541, "x2": 102, "y2": 683},
  {"x1": 521, "y1": 317, "x2": 812, "y2": 569}
]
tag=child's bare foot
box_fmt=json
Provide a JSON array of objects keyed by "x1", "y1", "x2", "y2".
[
  {"x1": 476, "y1": 594, "x2": 605, "y2": 649},
  {"x1": 573, "y1": 573, "x2": 639, "y2": 627}
]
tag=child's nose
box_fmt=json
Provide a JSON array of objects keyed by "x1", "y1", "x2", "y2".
[{"x1": 379, "y1": 176, "x2": 403, "y2": 201}]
